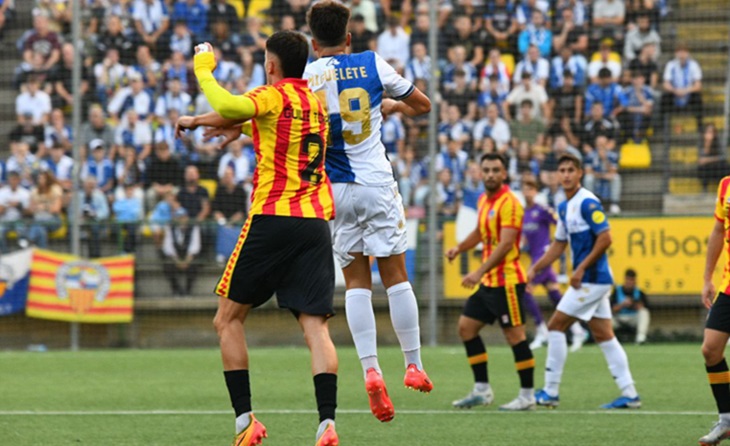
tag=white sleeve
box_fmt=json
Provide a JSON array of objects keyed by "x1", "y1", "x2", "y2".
[
  {"x1": 512, "y1": 62, "x2": 523, "y2": 83},
  {"x1": 472, "y1": 120, "x2": 484, "y2": 141},
  {"x1": 692, "y1": 61, "x2": 703, "y2": 82},
  {"x1": 188, "y1": 226, "x2": 202, "y2": 256},
  {"x1": 154, "y1": 97, "x2": 165, "y2": 117},
  {"x1": 538, "y1": 60, "x2": 550, "y2": 80},
  {"x1": 108, "y1": 88, "x2": 127, "y2": 116},
  {"x1": 662, "y1": 62, "x2": 672, "y2": 82},
  {"x1": 374, "y1": 52, "x2": 415, "y2": 100},
  {"x1": 41, "y1": 94, "x2": 52, "y2": 115},
  {"x1": 20, "y1": 190, "x2": 31, "y2": 209},
  {"x1": 80, "y1": 162, "x2": 89, "y2": 181},
  {"x1": 516, "y1": 7, "x2": 527, "y2": 24},
  {"x1": 0, "y1": 189, "x2": 8, "y2": 206},
  {"x1": 217, "y1": 154, "x2": 228, "y2": 179},
  {"x1": 537, "y1": 87, "x2": 548, "y2": 104},
  {"x1": 137, "y1": 123, "x2": 152, "y2": 145},
  {"x1": 162, "y1": 227, "x2": 175, "y2": 258},
  {"x1": 554, "y1": 216, "x2": 567, "y2": 241}
]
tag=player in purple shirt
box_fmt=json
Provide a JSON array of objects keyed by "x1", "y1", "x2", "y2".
[{"x1": 521, "y1": 179, "x2": 586, "y2": 351}]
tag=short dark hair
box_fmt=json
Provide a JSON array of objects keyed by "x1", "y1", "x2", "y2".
[
  {"x1": 625, "y1": 268, "x2": 637, "y2": 278},
  {"x1": 266, "y1": 31, "x2": 310, "y2": 79},
  {"x1": 520, "y1": 99, "x2": 533, "y2": 108},
  {"x1": 557, "y1": 153, "x2": 582, "y2": 170},
  {"x1": 480, "y1": 152, "x2": 508, "y2": 170},
  {"x1": 523, "y1": 177, "x2": 538, "y2": 189},
  {"x1": 598, "y1": 67, "x2": 612, "y2": 79},
  {"x1": 307, "y1": 1, "x2": 350, "y2": 48}
]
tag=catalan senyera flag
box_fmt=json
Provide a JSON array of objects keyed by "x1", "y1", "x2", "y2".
[{"x1": 26, "y1": 249, "x2": 134, "y2": 323}]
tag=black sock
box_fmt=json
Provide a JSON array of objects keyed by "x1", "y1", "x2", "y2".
[
  {"x1": 512, "y1": 340, "x2": 535, "y2": 389},
  {"x1": 224, "y1": 370, "x2": 251, "y2": 417},
  {"x1": 314, "y1": 373, "x2": 337, "y2": 422},
  {"x1": 707, "y1": 359, "x2": 730, "y2": 414},
  {"x1": 464, "y1": 336, "x2": 488, "y2": 383}
]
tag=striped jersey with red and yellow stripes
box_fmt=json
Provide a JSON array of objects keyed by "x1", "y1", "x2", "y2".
[
  {"x1": 477, "y1": 185, "x2": 527, "y2": 287},
  {"x1": 244, "y1": 78, "x2": 334, "y2": 220},
  {"x1": 714, "y1": 176, "x2": 730, "y2": 294}
]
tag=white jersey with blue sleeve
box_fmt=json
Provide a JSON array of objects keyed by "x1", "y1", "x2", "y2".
[
  {"x1": 304, "y1": 51, "x2": 416, "y2": 186},
  {"x1": 554, "y1": 188, "x2": 613, "y2": 284}
]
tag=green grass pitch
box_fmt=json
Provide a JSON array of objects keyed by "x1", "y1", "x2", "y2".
[{"x1": 0, "y1": 344, "x2": 719, "y2": 445}]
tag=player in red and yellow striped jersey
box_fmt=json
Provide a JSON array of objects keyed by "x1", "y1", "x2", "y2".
[
  {"x1": 699, "y1": 177, "x2": 730, "y2": 445},
  {"x1": 445, "y1": 153, "x2": 535, "y2": 411},
  {"x1": 177, "y1": 32, "x2": 339, "y2": 446}
]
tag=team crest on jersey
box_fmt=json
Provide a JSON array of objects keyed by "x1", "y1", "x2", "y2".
[{"x1": 592, "y1": 210, "x2": 606, "y2": 224}]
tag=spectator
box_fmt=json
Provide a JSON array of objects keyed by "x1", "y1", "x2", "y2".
[
  {"x1": 149, "y1": 190, "x2": 178, "y2": 250},
  {"x1": 513, "y1": 45, "x2": 550, "y2": 87},
  {"x1": 349, "y1": 0, "x2": 379, "y2": 34},
  {"x1": 405, "y1": 42, "x2": 432, "y2": 83},
  {"x1": 661, "y1": 43, "x2": 704, "y2": 130},
  {"x1": 510, "y1": 100, "x2": 546, "y2": 147},
  {"x1": 94, "y1": 48, "x2": 127, "y2": 108},
  {"x1": 79, "y1": 176, "x2": 110, "y2": 258},
  {"x1": 241, "y1": 17, "x2": 268, "y2": 65},
  {"x1": 0, "y1": 0, "x2": 13, "y2": 40},
  {"x1": 550, "y1": 47, "x2": 588, "y2": 90},
  {"x1": 584, "y1": 135, "x2": 621, "y2": 213},
  {"x1": 115, "y1": 110, "x2": 153, "y2": 161},
  {"x1": 504, "y1": 72, "x2": 550, "y2": 122},
  {"x1": 620, "y1": 71, "x2": 654, "y2": 142},
  {"x1": 95, "y1": 14, "x2": 135, "y2": 66},
  {"x1": 172, "y1": 0, "x2": 208, "y2": 39},
  {"x1": 212, "y1": 166, "x2": 247, "y2": 226},
  {"x1": 177, "y1": 165, "x2": 210, "y2": 225},
  {"x1": 0, "y1": 171, "x2": 30, "y2": 252},
  {"x1": 381, "y1": 0, "x2": 415, "y2": 28},
  {"x1": 396, "y1": 146, "x2": 426, "y2": 208},
  {"x1": 164, "y1": 51, "x2": 196, "y2": 95},
  {"x1": 516, "y1": 0, "x2": 549, "y2": 29},
  {"x1": 473, "y1": 103, "x2": 511, "y2": 154},
  {"x1": 442, "y1": 69, "x2": 478, "y2": 122},
  {"x1": 583, "y1": 102, "x2": 620, "y2": 151},
  {"x1": 480, "y1": 49, "x2": 511, "y2": 96},
  {"x1": 44, "y1": 109, "x2": 72, "y2": 153},
  {"x1": 438, "y1": 105, "x2": 471, "y2": 146},
  {"x1": 6, "y1": 142, "x2": 38, "y2": 189},
  {"x1": 442, "y1": 46, "x2": 478, "y2": 91},
  {"x1": 16, "y1": 75, "x2": 52, "y2": 126},
  {"x1": 591, "y1": 0, "x2": 626, "y2": 42},
  {"x1": 628, "y1": 42, "x2": 659, "y2": 90},
  {"x1": 552, "y1": 6, "x2": 588, "y2": 54},
  {"x1": 408, "y1": 13, "x2": 431, "y2": 53},
  {"x1": 550, "y1": 71, "x2": 584, "y2": 124},
  {"x1": 112, "y1": 181, "x2": 143, "y2": 254},
  {"x1": 518, "y1": 10, "x2": 553, "y2": 57},
  {"x1": 154, "y1": 109, "x2": 190, "y2": 160},
  {"x1": 508, "y1": 141, "x2": 541, "y2": 189},
  {"x1": 28, "y1": 170, "x2": 63, "y2": 248},
  {"x1": 237, "y1": 49, "x2": 265, "y2": 92},
  {"x1": 697, "y1": 124, "x2": 728, "y2": 191},
  {"x1": 611, "y1": 269, "x2": 650, "y2": 344},
  {"x1": 588, "y1": 39, "x2": 622, "y2": 82},
  {"x1": 81, "y1": 140, "x2": 115, "y2": 195},
  {"x1": 216, "y1": 137, "x2": 251, "y2": 186},
  {"x1": 436, "y1": 168, "x2": 459, "y2": 216},
  {"x1": 484, "y1": 0, "x2": 518, "y2": 54},
  {"x1": 623, "y1": 12, "x2": 661, "y2": 62},
  {"x1": 9, "y1": 112, "x2": 46, "y2": 157},
  {"x1": 107, "y1": 71, "x2": 154, "y2": 122},
  {"x1": 377, "y1": 16, "x2": 410, "y2": 68},
  {"x1": 129, "y1": 44, "x2": 160, "y2": 89},
  {"x1": 154, "y1": 77, "x2": 192, "y2": 122},
  {"x1": 349, "y1": 14, "x2": 376, "y2": 54},
  {"x1": 22, "y1": 12, "x2": 61, "y2": 74},
  {"x1": 461, "y1": 161, "x2": 485, "y2": 210},
  {"x1": 206, "y1": 0, "x2": 238, "y2": 35},
  {"x1": 435, "y1": 139, "x2": 469, "y2": 186},
  {"x1": 444, "y1": 15, "x2": 485, "y2": 67},
  {"x1": 585, "y1": 68, "x2": 624, "y2": 119},
  {"x1": 79, "y1": 105, "x2": 115, "y2": 157},
  {"x1": 555, "y1": 0, "x2": 588, "y2": 27},
  {"x1": 51, "y1": 43, "x2": 91, "y2": 111},
  {"x1": 145, "y1": 141, "x2": 183, "y2": 210},
  {"x1": 162, "y1": 207, "x2": 201, "y2": 296},
  {"x1": 114, "y1": 145, "x2": 145, "y2": 200},
  {"x1": 132, "y1": 0, "x2": 170, "y2": 57},
  {"x1": 478, "y1": 74, "x2": 509, "y2": 116},
  {"x1": 542, "y1": 134, "x2": 583, "y2": 184},
  {"x1": 41, "y1": 144, "x2": 74, "y2": 192},
  {"x1": 382, "y1": 112, "x2": 406, "y2": 162},
  {"x1": 169, "y1": 21, "x2": 194, "y2": 59}
]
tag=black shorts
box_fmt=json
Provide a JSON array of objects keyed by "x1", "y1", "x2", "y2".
[
  {"x1": 463, "y1": 284, "x2": 527, "y2": 328},
  {"x1": 215, "y1": 214, "x2": 335, "y2": 317},
  {"x1": 706, "y1": 292, "x2": 730, "y2": 333}
]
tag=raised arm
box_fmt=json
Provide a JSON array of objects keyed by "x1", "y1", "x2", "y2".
[{"x1": 194, "y1": 45, "x2": 258, "y2": 121}]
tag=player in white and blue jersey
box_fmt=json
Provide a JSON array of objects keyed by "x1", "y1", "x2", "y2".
[
  {"x1": 305, "y1": 1, "x2": 433, "y2": 423},
  {"x1": 527, "y1": 153, "x2": 641, "y2": 410}
]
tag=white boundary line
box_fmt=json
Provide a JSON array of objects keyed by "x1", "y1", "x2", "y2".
[{"x1": 0, "y1": 409, "x2": 716, "y2": 416}]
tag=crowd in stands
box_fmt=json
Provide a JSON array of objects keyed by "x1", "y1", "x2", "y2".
[{"x1": 0, "y1": 0, "x2": 711, "y2": 273}]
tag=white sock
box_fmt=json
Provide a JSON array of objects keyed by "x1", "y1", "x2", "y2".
[
  {"x1": 519, "y1": 388, "x2": 534, "y2": 400},
  {"x1": 316, "y1": 419, "x2": 334, "y2": 440},
  {"x1": 474, "y1": 382, "x2": 491, "y2": 393},
  {"x1": 386, "y1": 282, "x2": 423, "y2": 370},
  {"x1": 345, "y1": 288, "x2": 380, "y2": 377},
  {"x1": 536, "y1": 322, "x2": 549, "y2": 339},
  {"x1": 544, "y1": 331, "x2": 568, "y2": 397},
  {"x1": 598, "y1": 337, "x2": 638, "y2": 398},
  {"x1": 720, "y1": 413, "x2": 730, "y2": 423},
  {"x1": 570, "y1": 322, "x2": 585, "y2": 341},
  {"x1": 235, "y1": 412, "x2": 251, "y2": 434}
]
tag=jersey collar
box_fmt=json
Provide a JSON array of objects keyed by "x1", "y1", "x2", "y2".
[
  {"x1": 486, "y1": 184, "x2": 510, "y2": 202},
  {"x1": 274, "y1": 78, "x2": 308, "y2": 87}
]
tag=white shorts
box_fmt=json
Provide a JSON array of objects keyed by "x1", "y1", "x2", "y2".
[
  {"x1": 331, "y1": 182, "x2": 407, "y2": 268},
  {"x1": 556, "y1": 283, "x2": 613, "y2": 322}
]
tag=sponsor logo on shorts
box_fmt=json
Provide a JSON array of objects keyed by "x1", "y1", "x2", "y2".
[{"x1": 502, "y1": 314, "x2": 509, "y2": 324}]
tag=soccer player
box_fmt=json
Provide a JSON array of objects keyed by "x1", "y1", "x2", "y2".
[
  {"x1": 179, "y1": 32, "x2": 339, "y2": 446},
  {"x1": 529, "y1": 153, "x2": 641, "y2": 410},
  {"x1": 698, "y1": 176, "x2": 730, "y2": 445},
  {"x1": 446, "y1": 153, "x2": 536, "y2": 411},
  {"x1": 521, "y1": 179, "x2": 586, "y2": 352},
  {"x1": 304, "y1": 1, "x2": 432, "y2": 423}
]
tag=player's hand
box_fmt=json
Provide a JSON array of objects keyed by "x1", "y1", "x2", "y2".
[
  {"x1": 194, "y1": 42, "x2": 217, "y2": 73},
  {"x1": 381, "y1": 98, "x2": 398, "y2": 119},
  {"x1": 702, "y1": 281, "x2": 717, "y2": 309},
  {"x1": 445, "y1": 247, "x2": 460, "y2": 262},
  {"x1": 203, "y1": 125, "x2": 242, "y2": 148},
  {"x1": 175, "y1": 116, "x2": 198, "y2": 138},
  {"x1": 570, "y1": 267, "x2": 584, "y2": 290},
  {"x1": 461, "y1": 270, "x2": 482, "y2": 289}
]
